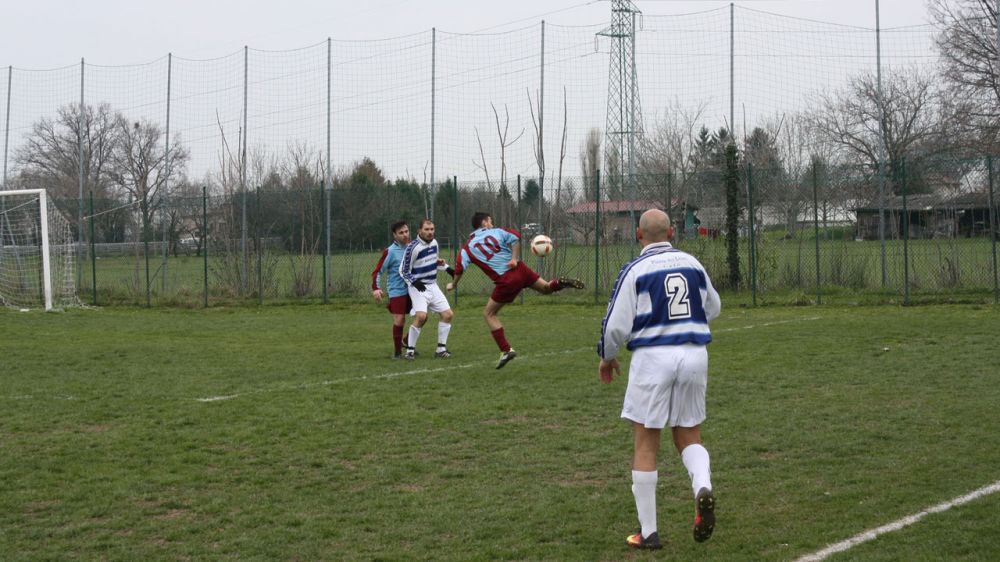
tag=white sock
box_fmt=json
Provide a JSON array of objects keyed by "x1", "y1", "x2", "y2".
[
  {"x1": 407, "y1": 326, "x2": 422, "y2": 350},
  {"x1": 681, "y1": 443, "x2": 712, "y2": 497},
  {"x1": 631, "y1": 470, "x2": 658, "y2": 538},
  {"x1": 437, "y1": 322, "x2": 451, "y2": 349}
]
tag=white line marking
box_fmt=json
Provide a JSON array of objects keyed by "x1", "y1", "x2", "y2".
[
  {"x1": 795, "y1": 479, "x2": 1000, "y2": 562},
  {"x1": 193, "y1": 316, "x2": 821, "y2": 403},
  {"x1": 715, "y1": 316, "x2": 821, "y2": 333}
]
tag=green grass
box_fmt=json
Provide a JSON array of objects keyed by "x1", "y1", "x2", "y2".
[{"x1": 2, "y1": 302, "x2": 999, "y2": 560}]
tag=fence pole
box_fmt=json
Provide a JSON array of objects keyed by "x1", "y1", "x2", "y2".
[
  {"x1": 748, "y1": 163, "x2": 757, "y2": 305},
  {"x1": 594, "y1": 169, "x2": 601, "y2": 304},
  {"x1": 901, "y1": 159, "x2": 910, "y2": 305},
  {"x1": 162, "y1": 53, "x2": 172, "y2": 294},
  {"x1": 876, "y1": 0, "x2": 888, "y2": 288},
  {"x1": 453, "y1": 175, "x2": 459, "y2": 307},
  {"x1": 518, "y1": 175, "x2": 524, "y2": 306},
  {"x1": 202, "y1": 185, "x2": 208, "y2": 308},
  {"x1": 144, "y1": 232, "x2": 151, "y2": 308},
  {"x1": 322, "y1": 181, "x2": 329, "y2": 304},
  {"x1": 326, "y1": 38, "x2": 333, "y2": 302},
  {"x1": 2, "y1": 66, "x2": 11, "y2": 188},
  {"x1": 430, "y1": 28, "x2": 436, "y2": 220},
  {"x1": 256, "y1": 183, "x2": 262, "y2": 305},
  {"x1": 89, "y1": 191, "x2": 97, "y2": 305},
  {"x1": 241, "y1": 46, "x2": 249, "y2": 295},
  {"x1": 812, "y1": 160, "x2": 821, "y2": 305},
  {"x1": 539, "y1": 20, "x2": 545, "y2": 225},
  {"x1": 78, "y1": 59, "x2": 85, "y2": 289},
  {"x1": 988, "y1": 156, "x2": 998, "y2": 305}
]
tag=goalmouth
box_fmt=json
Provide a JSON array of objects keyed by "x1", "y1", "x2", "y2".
[{"x1": 0, "y1": 189, "x2": 79, "y2": 311}]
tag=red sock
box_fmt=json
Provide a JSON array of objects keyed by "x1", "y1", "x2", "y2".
[
  {"x1": 393, "y1": 325, "x2": 404, "y2": 354},
  {"x1": 491, "y1": 328, "x2": 511, "y2": 352},
  {"x1": 548, "y1": 278, "x2": 561, "y2": 291}
]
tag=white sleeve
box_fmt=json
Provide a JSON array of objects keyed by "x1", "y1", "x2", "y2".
[
  {"x1": 702, "y1": 270, "x2": 721, "y2": 322},
  {"x1": 599, "y1": 269, "x2": 636, "y2": 360}
]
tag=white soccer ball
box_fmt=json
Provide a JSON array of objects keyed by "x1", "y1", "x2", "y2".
[{"x1": 530, "y1": 234, "x2": 553, "y2": 257}]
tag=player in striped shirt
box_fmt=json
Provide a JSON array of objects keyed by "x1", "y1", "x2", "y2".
[
  {"x1": 446, "y1": 211, "x2": 583, "y2": 369},
  {"x1": 398, "y1": 219, "x2": 455, "y2": 359},
  {"x1": 597, "y1": 209, "x2": 721, "y2": 550},
  {"x1": 370, "y1": 220, "x2": 412, "y2": 359}
]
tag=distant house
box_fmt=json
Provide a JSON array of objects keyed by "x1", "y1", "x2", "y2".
[
  {"x1": 565, "y1": 199, "x2": 660, "y2": 244},
  {"x1": 854, "y1": 193, "x2": 997, "y2": 240},
  {"x1": 565, "y1": 199, "x2": 698, "y2": 244}
]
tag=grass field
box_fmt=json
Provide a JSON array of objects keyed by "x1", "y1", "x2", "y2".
[{"x1": 2, "y1": 301, "x2": 999, "y2": 560}]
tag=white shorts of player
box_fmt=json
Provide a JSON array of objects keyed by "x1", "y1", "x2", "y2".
[
  {"x1": 407, "y1": 282, "x2": 451, "y2": 314},
  {"x1": 621, "y1": 343, "x2": 708, "y2": 429}
]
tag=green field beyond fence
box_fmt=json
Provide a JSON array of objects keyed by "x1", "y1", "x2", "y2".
[
  {"x1": 2, "y1": 303, "x2": 999, "y2": 560},
  {"x1": 78, "y1": 234, "x2": 999, "y2": 307}
]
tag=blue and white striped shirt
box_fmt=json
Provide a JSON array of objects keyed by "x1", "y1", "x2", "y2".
[
  {"x1": 598, "y1": 242, "x2": 721, "y2": 360},
  {"x1": 399, "y1": 236, "x2": 444, "y2": 286}
]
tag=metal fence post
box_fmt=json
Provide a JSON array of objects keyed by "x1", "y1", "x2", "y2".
[
  {"x1": 988, "y1": 156, "x2": 998, "y2": 305},
  {"x1": 594, "y1": 169, "x2": 601, "y2": 303},
  {"x1": 202, "y1": 185, "x2": 208, "y2": 308},
  {"x1": 89, "y1": 191, "x2": 97, "y2": 306},
  {"x1": 901, "y1": 158, "x2": 909, "y2": 305},
  {"x1": 812, "y1": 160, "x2": 821, "y2": 305}
]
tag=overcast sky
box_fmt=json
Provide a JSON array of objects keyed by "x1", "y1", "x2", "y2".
[{"x1": 2, "y1": 0, "x2": 932, "y2": 69}]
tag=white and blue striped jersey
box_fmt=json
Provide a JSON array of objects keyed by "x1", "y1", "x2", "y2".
[
  {"x1": 599, "y1": 241, "x2": 721, "y2": 361},
  {"x1": 399, "y1": 236, "x2": 445, "y2": 286}
]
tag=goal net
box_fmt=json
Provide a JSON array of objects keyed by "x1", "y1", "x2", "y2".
[{"x1": 0, "y1": 189, "x2": 79, "y2": 310}]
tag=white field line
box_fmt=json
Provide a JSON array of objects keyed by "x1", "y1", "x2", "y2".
[
  {"x1": 795, "y1": 479, "x2": 1000, "y2": 562},
  {"x1": 194, "y1": 316, "x2": 821, "y2": 403}
]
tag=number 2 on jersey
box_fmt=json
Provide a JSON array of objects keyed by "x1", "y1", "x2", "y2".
[{"x1": 664, "y1": 273, "x2": 691, "y2": 319}]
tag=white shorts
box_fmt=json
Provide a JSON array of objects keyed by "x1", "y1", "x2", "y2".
[
  {"x1": 620, "y1": 344, "x2": 708, "y2": 429},
  {"x1": 408, "y1": 282, "x2": 451, "y2": 315}
]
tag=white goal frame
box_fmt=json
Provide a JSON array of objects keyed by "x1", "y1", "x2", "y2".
[{"x1": 0, "y1": 189, "x2": 65, "y2": 310}]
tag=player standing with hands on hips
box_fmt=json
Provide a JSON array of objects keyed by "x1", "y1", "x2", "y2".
[
  {"x1": 598, "y1": 209, "x2": 721, "y2": 550},
  {"x1": 399, "y1": 219, "x2": 455, "y2": 359},
  {"x1": 447, "y1": 212, "x2": 584, "y2": 369},
  {"x1": 371, "y1": 221, "x2": 412, "y2": 359}
]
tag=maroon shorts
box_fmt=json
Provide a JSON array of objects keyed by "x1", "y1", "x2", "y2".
[
  {"x1": 387, "y1": 295, "x2": 411, "y2": 315},
  {"x1": 491, "y1": 261, "x2": 541, "y2": 304}
]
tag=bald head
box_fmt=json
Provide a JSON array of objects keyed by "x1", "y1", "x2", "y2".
[{"x1": 637, "y1": 209, "x2": 673, "y2": 246}]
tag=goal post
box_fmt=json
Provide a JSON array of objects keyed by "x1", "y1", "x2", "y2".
[{"x1": 0, "y1": 189, "x2": 78, "y2": 311}]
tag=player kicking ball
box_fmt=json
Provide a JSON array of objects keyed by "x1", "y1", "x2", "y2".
[{"x1": 447, "y1": 211, "x2": 583, "y2": 369}]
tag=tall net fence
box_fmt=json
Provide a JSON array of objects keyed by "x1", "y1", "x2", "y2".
[{"x1": 2, "y1": 6, "x2": 998, "y2": 306}]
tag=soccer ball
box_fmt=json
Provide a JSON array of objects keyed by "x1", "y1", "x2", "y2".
[{"x1": 530, "y1": 234, "x2": 554, "y2": 257}]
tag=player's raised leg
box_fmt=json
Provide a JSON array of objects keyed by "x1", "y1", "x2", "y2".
[{"x1": 530, "y1": 276, "x2": 584, "y2": 295}]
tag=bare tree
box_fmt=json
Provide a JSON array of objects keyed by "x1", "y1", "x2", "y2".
[
  {"x1": 491, "y1": 102, "x2": 524, "y2": 193},
  {"x1": 807, "y1": 67, "x2": 955, "y2": 195},
  {"x1": 929, "y1": 0, "x2": 1000, "y2": 147},
  {"x1": 636, "y1": 101, "x2": 710, "y2": 235},
  {"x1": 580, "y1": 127, "x2": 602, "y2": 201},
  {"x1": 472, "y1": 126, "x2": 493, "y2": 191},
  {"x1": 108, "y1": 116, "x2": 189, "y2": 239},
  {"x1": 528, "y1": 88, "x2": 545, "y2": 190}
]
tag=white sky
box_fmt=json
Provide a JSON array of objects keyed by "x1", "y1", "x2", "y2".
[{"x1": 2, "y1": 0, "x2": 933, "y2": 69}]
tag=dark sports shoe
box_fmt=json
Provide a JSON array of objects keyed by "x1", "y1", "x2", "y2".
[
  {"x1": 693, "y1": 487, "x2": 716, "y2": 543},
  {"x1": 625, "y1": 531, "x2": 662, "y2": 550},
  {"x1": 392, "y1": 352, "x2": 402, "y2": 360},
  {"x1": 557, "y1": 277, "x2": 585, "y2": 290},
  {"x1": 495, "y1": 349, "x2": 517, "y2": 369},
  {"x1": 403, "y1": 347, "x2": 415, "y2": 361},
  {"x1": 435, "y1": 348, "x2": 452, "y2": 359}
]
